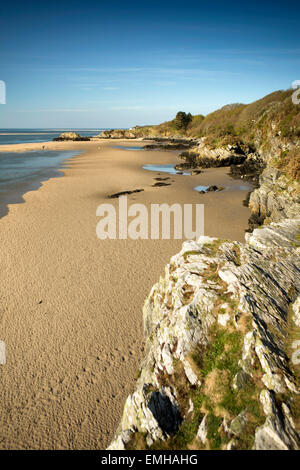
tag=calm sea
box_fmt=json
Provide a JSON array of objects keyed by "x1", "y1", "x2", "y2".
[
  {"x1": 0, "y1": 129, "x2": 104, "y2": 218},
  {"x1": 0, "y1": 128, "x2": 101, "y2": 145}
]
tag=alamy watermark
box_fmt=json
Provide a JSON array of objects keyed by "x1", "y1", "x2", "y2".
[
  {"x1": 292, "y1": 80, "x2": 300, "y2": 105},
  {"x1": 0, "y1": 80, "x2": 6, "y2": 104},
  {"x1": 96, "y1": 196, "x2": 204, "y2": 240},
  {"x1": 0, "y1": 340, "x2": 6, "y2": 365}
]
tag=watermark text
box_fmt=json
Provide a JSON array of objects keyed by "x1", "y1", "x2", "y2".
[
  {"x1": 292, "y1": 80, "x2": 300, "y2": 105},
  {"x1": 96, "y1": 197, "x2": 204, "y2": 240}
]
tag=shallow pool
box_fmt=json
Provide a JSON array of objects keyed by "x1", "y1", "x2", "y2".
[
  {"x1": 113, "y1": 145, "x2": 143, "y2": 151},
  {"x1": 142, "y1": 164, "x2": 191, "y2": 175}
]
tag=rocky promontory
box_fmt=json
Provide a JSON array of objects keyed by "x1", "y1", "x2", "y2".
[
  {"x1": 109, "y1": 215, "x2": 300, "y2": 450},
  {"x1": 96, "y1": 129, "x2": 137, "y2": 139},
  {"x1": 107, "y1": 95, "x2": 300, "y2": 449},
  {"x1": 248, "y1": 167, "x2": 300, "y2": 229},
  {"x1": 53, "y1": 132, "x2": 91, "y2": 141}
]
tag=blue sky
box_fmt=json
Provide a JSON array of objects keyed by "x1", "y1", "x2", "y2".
[{"x1": 0, "y1": 0, "x2": 299, "y2": 128}]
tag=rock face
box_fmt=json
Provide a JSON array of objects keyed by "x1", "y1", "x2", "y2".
[
  {"x1": 109, "y1": 219, "x2": 300, "y2": 450},
  {"x1": 249, "y1": 166, "x2": 300, "y2": 225},
  {"x1": 178, "y1": 140, "x2": 249, "y2": 169},
  {"x1": 97, "y1": 129, "x2": 137, "y2": 139},
  {"x1": 229, "y1": 155, "x2": 266, "y2": 184}
]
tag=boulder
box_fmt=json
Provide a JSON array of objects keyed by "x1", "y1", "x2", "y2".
[
  {"x1": 53, "y1": 132, "x2": 90, "y2": 141},
  {"x1": 58, "y1": 131, "x2": 80, "y2": 140}
]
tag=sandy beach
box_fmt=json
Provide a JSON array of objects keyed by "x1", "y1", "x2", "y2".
[{"x1": 0, "y1": 140, "x2": 252, "y2": 449}]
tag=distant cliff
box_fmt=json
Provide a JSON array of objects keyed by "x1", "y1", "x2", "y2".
[
  {"x1": 98, "y1": 90, "x2": 299, "y2": 144},
  {"x1": 98, "y1": 88, "x2": 299, "y2": 185}
]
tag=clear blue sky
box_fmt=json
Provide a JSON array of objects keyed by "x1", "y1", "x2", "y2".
[{"x1": 0, "y1": 0, "x2": 299, "y2": 128}]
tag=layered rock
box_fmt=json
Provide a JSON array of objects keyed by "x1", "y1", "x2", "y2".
[
  {"x1": 109, "y1": 219, "x2": 300, "y2": 450},
  {"x1": 229, "y1": 155, "x2": 266, "y2": 184},
  {"x1": 249, "y1": 166, "x2": 300, "y2": 228},
  {"x1": 179, "y1": 141, "x2": 248, "y2": 169}
]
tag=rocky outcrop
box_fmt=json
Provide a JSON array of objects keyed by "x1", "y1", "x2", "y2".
[
  {"x1": 109, "y1": 218, "x2": 300, "y2": 450},
  {"x1": 53, "y1": 132, "x2": 90, "y2": 141},
  {"x1": 105, "y1": 113, "x2": 299, "y2": 450},
  {"x1": 229, "y1": 155, "x2": 266, "y2": 184},
  {"x1": 56, "y1": 131, "x2": 80, "y2": 140},
  {"x1": 142, "y1": 138, "x2": 197, "y2": 151},
  {"x1": 96, "y1": 129, "x2": 137, "y2": 139},
  {"x1": 143, "y1": 143, "x2": 191, "y2": 151},
  {"x1": 248, "y1": 166, "x2": 300, "y2": 228},
  {"x1": 179, "y1": 141, "x2": 248, "y2": 169}
]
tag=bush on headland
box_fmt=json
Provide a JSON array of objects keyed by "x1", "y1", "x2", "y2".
[{"x1": 173, "y1": 111, "x2": 193, "y2": 131}]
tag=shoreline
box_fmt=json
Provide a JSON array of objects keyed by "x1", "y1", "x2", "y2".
[
  {"x1": 0, "y1": 138, "x2": 142, "y2": 153},
  {"x1": 0, "y1": 149, "x2": 83, "y2": 219},
  {"x1": 0, "y1": 141, "x2": 253, "y2": 449}
]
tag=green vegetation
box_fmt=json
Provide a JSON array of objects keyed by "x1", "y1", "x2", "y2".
[
  {"x1": 134, "y1": 89, "x2": 300, "y2": 180},
  {"x1": 128, "y1": 316, "x2": 264, "y2": 451},
  {"x1": 186, "y1": 89, "x2": 300, "y2": 148},
  {"x1": 193, "y1": 324, "x2": 264, "y2": 449},
  {"x1": 273, "y1": 148, "x2": 300, "y2": 180},
  {"x1": 182, "y1": 250, "x2": 203, "y2": 260},
  {"x1": 198, "y1": 328, "x2": 243, "y2": 377},
  {"x1": 173, "y1": 111, "x2": 193, "y2": 131},
  {"x1": 206, "y1": 414, "x2": 223, "y2": 449}
]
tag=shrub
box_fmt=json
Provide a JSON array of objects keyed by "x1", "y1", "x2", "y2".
[
  {"x1": 173, "y1": 111, "x2": 193, "y2": 131},
  {"x1": 275, "y1": 148, "x2": 300, "y2": 180}
]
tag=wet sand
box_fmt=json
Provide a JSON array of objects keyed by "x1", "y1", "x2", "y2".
[
  {"x1": 0, "y1": 140, "x2": 252, "y2": 449},
  {"x1": 0, "y1": 139, "x2": 104, "y2": 152}
]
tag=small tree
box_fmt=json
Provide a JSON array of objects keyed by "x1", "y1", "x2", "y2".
[{"x1": 173, "y1": 111, "x2": 193, "y2": 131}]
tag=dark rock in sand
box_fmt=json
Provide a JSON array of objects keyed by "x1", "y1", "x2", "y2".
[
  {"x1": 174, "y1": 162, "x2": 199, "y2": 172},
  {"x1": 108, "y1": 189, "x2": 144, "y2": 199},
  {"x1": 152, "y1": 182, "x2": 171, "y2": 187},
  {"x1": 207, "y1": 185, "x2": 224, "y2": 192},
  {"x1": 143, "y1": 143, "x2": 191, "y2": 151}
]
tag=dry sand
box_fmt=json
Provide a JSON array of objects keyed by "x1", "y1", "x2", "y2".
[{"x1": 0, "y1": 140, "x2": 252, "y2": 449}]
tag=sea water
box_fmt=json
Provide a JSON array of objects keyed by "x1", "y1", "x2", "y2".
[
  {"x1": 0, "y1": 128, "x2": 101, "y2": 145},
  {"x1": 0, "y1": 149, "x2": 81, "y2": 218}
]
